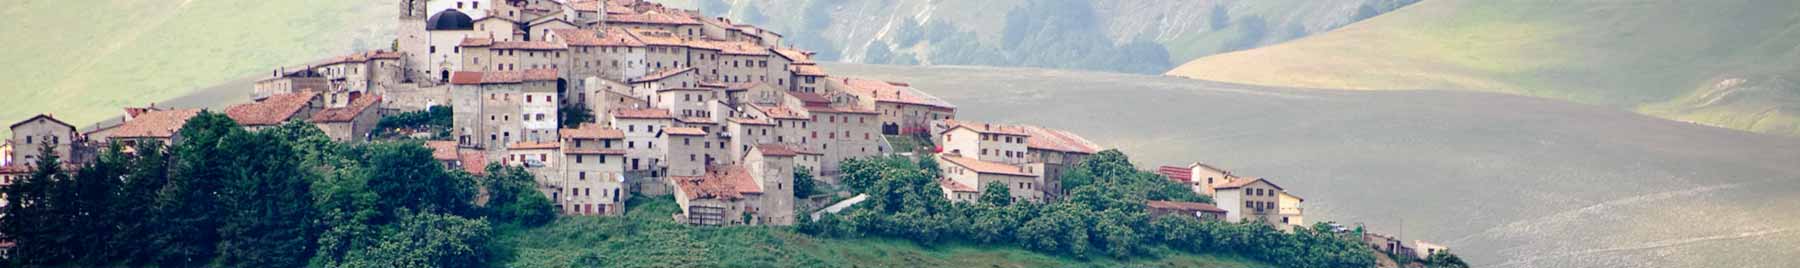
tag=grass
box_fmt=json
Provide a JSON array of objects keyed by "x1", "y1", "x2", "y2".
[
  {"x1": 490, "y1": 195, "x2": 1268, "y2": 268},
  {"x1": 1167, "y1": 0, "x2": 1800, "y2": 137},
  {"x1": 0, "y1": 0, "x2": 390, "y2": 137}
]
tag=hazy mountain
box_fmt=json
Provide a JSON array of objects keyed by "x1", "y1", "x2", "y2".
[
  {"x1": 824, "y1": 63, "x2": 1800, "y2": 268},
  {"x1": 1168, "y1": 0, "x2": 1800, "y2": 137},
  {"x1": 683, "y1": 0, "x2": 1419, "y2": 74}
]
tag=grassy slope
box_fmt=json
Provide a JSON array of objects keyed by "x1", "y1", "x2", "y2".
[
  {"x1": 492, "y1": 196, "x2": 1268, "y2": 268},
  {"x1": 1167, "y1": 0, "x2": 1800, "y2": 136},
  {"x1": 0, "y1": 0, "x2": 389, "y2": 136}
]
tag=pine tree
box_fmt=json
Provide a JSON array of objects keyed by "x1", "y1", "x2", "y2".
[
  {"x1": 151, "y1": 111, "x2": 239, "y2": 265},
  {"x1": 111, "y1": 140, "x2": 170, "y2": 264},
  {"x1": 1, "y1": 145, "x2": 74, "y2": 264},
  {"x1": 215, "y1": 130, "x2": 317, "y2": 267},
  {"x1": 70, "y1": 143, "x2": 128, "y2": 264}
]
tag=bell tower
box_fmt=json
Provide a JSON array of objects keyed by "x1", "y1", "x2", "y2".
[
  {"x1": 396, "y1": 0, "x2": 429, "y2": 83},
  {"x1": 399, "y1": 0, "x2": 426, "y2": 19}
]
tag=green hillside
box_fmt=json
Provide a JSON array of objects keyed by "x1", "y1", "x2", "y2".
[
  {"x1": 1168, "y1": 0, "x2": 1800, "y2": 136},
  {"x1": 495, "y1": 195, "x2": 1267, "y2": 268},
  {"x1": 0, "y1": 0, "x2": 390, "y2": 135}
]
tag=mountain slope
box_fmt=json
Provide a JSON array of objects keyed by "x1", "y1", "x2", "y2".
[
  {"x1": 0, "y1": 0, "x2": 390, "y2": 134},
  {"x1": 689, "y1": 0, "x2": 1418, "y2": 74},
  {"x1": 1167, "y1": 0, "x2": 1800, "y2": 136}
]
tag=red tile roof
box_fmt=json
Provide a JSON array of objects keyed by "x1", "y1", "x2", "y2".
[
  {"x1": 626, "y1": 29, "x2": 685, "y2": 46},
  {"x1": 1215, "y1": 178, "x2": 1282, "y2": 191},
  {"x1": 493, "y1": 41, "x2": 568, "y2": 50},
  {"x1": 750, "y1": 104, "x2": 808, "y2": 120},
  {"x1": 714, "y1": 41, "x2": 768, "y2": 56},
  {"x1": 673, "y1": 165, "x2": 761, "y2": 201},
  {"x1": 461, "y1": 37, "x2": 494, "y2": 47},
  {"x1": 559, "y1": 123, "x2": 625, "y2": 139},
  {"x1": 111, "y1": 109, "x2": 202, "y2": 139},
  {"x1": 459, "y1": 151, "x2": 489, "y2": 176},
  {"x1": 552, "y1": 29, "x2": 605, "y2": 46},
  {"x1": 771, "y1": 48, "x2": 813, "y2": 63},
  {"x1": 225, "y1": 91, "x2": 318, "y2": 126},
  {"x1": 939, "y1": 155, "x2": 1035, "y2": 177},
  {"x1": 570, "y1": 0, "x2": 603, "y2": 12},
  {"x1": 942, "y1": 119, "x2": 1029, "y2": 136},
  {"x1": 9, "y1": 114, "x2": 73, "y2": 130},
  {"x1": 664, "y1": 127, "x2": 706, "y2": 136},
  {"x1": 786, "y1": 91, "x2": 831, "y2": 105},
  {"x1": 940, "y1": 178, "x2": 978, "y2": 193},
  {"x1": 629, "y1": 67, "x2": 695, "y2": 83},
  {"x1": 1157, "y1": 166, "x2": 1193, "y2": 183},
  {"x1": 509, "y1": 141, "x2": 562, "y2": 150},
  {"x1": 426, "y1": 140, "x2": 461, "y2": 161},
  {"x1": 309, "y1": 95, "x2": 381, "y2": 123},
  {"x1": 728, "y1": 117, "x2": 774, "y2": 126},
  {"x1": 450, "y1": 69, "x2": 561, "y2": 85},
  {"x1": 755, "y1": 143, "x2": 799, "y2": 157},
  {"x1": 1147, "y1": 200, "x2": 1227, "y2": 213},
  {"x1": 612, "y1": 108, "x2": 673, "y2": 119},
  {"x1": 790, "y1": 63, "x2": 827, "y2": 76},
  {"x1": 597, "y1": 27, "x2": 648, "y2": 47},
  {"x1": 606, "y1": 11, "x2": 701, "y2": 26},
  {"x1": 1018, "y1": 125, "x2": 1101, "y2": 154},
  {"x1": 836, "y1": 77, "x2": 955, "y2": 109}
]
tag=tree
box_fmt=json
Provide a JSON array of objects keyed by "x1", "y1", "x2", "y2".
[
  {"x1": 70, "y1": 143, "x2": 128, "y2": 264},
  {"x1": 979, "y1": 181, "x2": 1012, "y2": 206},
  {"x1": 558, "y1": 104, "x2": 593, "y2": 129},
  {"x1": 482, "y1": 164, "x2": 555, "y2": 226},
  {"x1": 342, "y1": 212, "x2": 492, "y2": 268},
  {"x1": 1424, "y1": 250, "x2": 1470, "y2": 268},
  {"x1": 363, "y1": 141, "x2": 476, "y2": 218},
  {"x1": 215, "y1": 130, "x2": 317, "y2": 267},
  {"x1": 1, "y1": 145, "x2": 75, "y2": 265},
  {"x1": 152, "y1": 111, "x2": 240, "y2": 265},
  {"x1": 112, "y1": 141, "x2": 170, "y2": 263},
  {"x1": 792, "y1": 166, "x2": 817, "y2": 198}
]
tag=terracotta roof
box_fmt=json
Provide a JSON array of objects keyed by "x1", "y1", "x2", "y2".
[
  {"x1": 1019, "y1": 125, "x2": 1101, "y2": 154},
  {"x1": 597, "y1": 27, "x2": 648, "y2": 47},
  {"x1": 426, "y1": 140, "x2": 461, "y2": 161},
  {"x1": 570, "y1": 0, "x2": 603, "y2": 12},
  {"x1": 225, "y1": 91, "x2": 318, "y2": 126},
  {"x1": 675, "y1": 116, "x2": 715, "y2": 124},
  {"x1": 673, "y1": 165, "x2": 761, "y2": 201},
  {"x1": 493, "y1": 41, "x2": 568, "y2": 50},
  {"x1": 1147, "y1": 200, "x2": 1227, "y2": 213},
  {"x1": 724, "y1": 81, "x2": 766, "y2": 91},
  {"x1": 835, "y1": 77, "x2": 955, "y2": 109},
  {"x1": 563, "y1": 148, "x2": 626, "y2": 155},
  {"x1": 803, "y1": 105, "x2": 880, "y2": 115},
  {"x1": 714, "y1": 41, "x2": 768, "y2": 56},
  {"x1": 750, "y1": 104, "x2": 808, "y2": 120},
  {"x1": 559, "y1": 123, "x2": 625, "y2": 139},
  {"x1": 629, "y1": 67, "x2": 695, "y2": 83},
  {"x1": 942, "y1": 119, "x2": 1029, "y2": 136},
  {"x1": 729, "y1": 117, "x2": 775, "y2": 126},
  {"x1": 110, "y1": 109, "x2": 202, "y2": 139},
  {"x1": 509, "y1": 141, "x2": 561, "y2": 150},
  {"x1": 664, "y1": 127, "x2": 706, "y2": 136},
  {"x1": 9, "y1": 114, "x2": 74, "y2": 130},
  {"x1": 552, "y1": 29, "x2": 605, "y2": 46},
  {"x1": 1215, "y1": 178, "x2": 1283, "y2": 191},
  {"x1": 461, "y1": 37, "x2": 494, "y2": 47},
  {"x1": 450, "y1": 69, "x2": 561, "y2": 85},
  {"x1": 939, "y1": 155, "x2": 1034, "y2": 177},
  {"x1": 612, "y1": 108, "x2": 673, "y2": 119},
  {"x1": 771, "y1": 48, "x2": 812, "y2": 63},
  {"x1": 755, "y1": 143, "x2": 799, "y2": 157},
  {"x1": 940, "y1": 178, "x2": 978, "y2": 193},
  {"x1": 606, "y1": 11, "x2": 701, "y2": 26},
  {"x1": 309, "y1": 95, "x2": 381, "y2": 123},
  {"x1": 626, "y1": 29, "x2": 685, "y2": 46},
  {"x1": 790, "y1": 63, "x2": 827, "y2": 76},
  {"x1": 1157, "y1": 166, "x2": 1192, "y2": 183},
  {"x1": 458, "y1": 151, "x2": 488, "y2": 175}
]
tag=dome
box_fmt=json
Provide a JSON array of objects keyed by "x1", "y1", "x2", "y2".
[{"x1": 426, "y1": 9, "x2": 474, "y2": 31}]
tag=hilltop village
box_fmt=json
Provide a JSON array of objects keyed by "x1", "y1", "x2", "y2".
[{"x1": 0, "y1": 0, "x2": 1446, "y2": 263}]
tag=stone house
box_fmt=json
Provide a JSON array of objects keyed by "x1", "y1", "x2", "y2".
[
  {"x1": 309, "y1": 95, "x2": 384, "y2": 142},
  {"x1": 936, "y1": 154, "x2": 1045, "y2": 204},
  {"x1": 788, "y1": 63, "x2": 827, "y2": 93},
  {"x1": 1016, "y1": 124, "x2": 1101, "y2": 199},
  {"x1": 224, "y1": 91, "x2": 323, "y2": 131},
  {"x1": 253, "y1": 67, "x2": 329, "y2": 100},
  {"x1": 1213, "y1": 178, "x2": 1306, "y2": 230},
  {"x1": 628, "y1": 67, "x2": 698, "y2": 98},
  {"x1": 609, "y1": 108, "x2": 672, "y2": 194},
  {"x1": 90, "y1": 108, "x2": 201, "y2": 149},
  {"x1": 660, "y1": 127, "x2": 709, "y2": 177},
  {"x1": 671, "y1": 144, "x2": 796, "y2": 226},
  {"x1": 557, "y1": 124, "x2": 627, "y2": 215},
  {"x1": 939, "y1": 120, "x2": 1029, "y2": 165},
  {"x1": 8, "y1": 115, "x2": 76, "y2": 165},
  {"x1": 450, "y1": 68, "x2": 561, "y2": 151},
  {"x1": 831, "y1": 77, "x2": 956, "y2": 136},
  {"x1": 1146, "y1": 200, "x2": 1227, "y2": 222},
  {"x1": 1158, "y1": 162, "x2": 1238, "y2": 196}
]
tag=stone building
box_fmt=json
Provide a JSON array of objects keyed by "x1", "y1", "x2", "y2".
[
  {"x1": 1213, "y1": 178, "x2": 1306, "y2": 230},
  {"x1": 309, "y1": 95, "x2": 384, "y2": 142},
  {"x1": 88, "y1": 108, "x2": 201, "y2": 149},
  {"x1": 557, "y1": 124, "x2": 627, "y2": 215},
  {"x1": 939, "y1": 120, "x2": 1029, "y2": 165},
  {"x1": 1146, "y1": 200, "x2": 1227, "y2": 222},
  {"x1": 1158, "y1": 162, "x2": 1239, "y2": 196},
  {"x1": 8, "y1": 115, "x2": 76, "y2": 165},
  {"x1": 936, "y1": 154, "x2": 1045, "y2": 204},
  {"x1": 450, "y1": 68, "x2": 561, "y2": 151},
  {"x1": 225, "y1": 91, "x2": 323, "y2": 130},
  {"x1": 671, "y1": 144, "x2": 796, "y2": 226},
  {"x1": 832, "y1": 77, "x2": 956, "y2": 136},
  {"x1": 609, "y1": 108, "x2": 672, "y2": 194}
]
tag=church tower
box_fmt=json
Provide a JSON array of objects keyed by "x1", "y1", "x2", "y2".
[{"x1": 396, "y1": 0, "x2": 430, "y2": 84}]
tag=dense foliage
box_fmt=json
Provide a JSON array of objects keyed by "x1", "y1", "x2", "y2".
[
  {"x1": 0, "y1": 112, "x2": 537, "y2": 267},
  {"x1": 374, "y1": 106, "x2": 452, "y2": 139},
  {"x1": 804, "y1": 150, "x2": 1375, "y2": 267},
  {"x1": 793, "y1": 166, "x2": 817, "y2": 198},
  {"x1": 558, "y1": 105, "x2": 593, "y2": 129}
]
